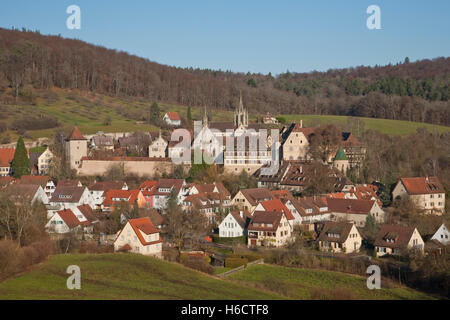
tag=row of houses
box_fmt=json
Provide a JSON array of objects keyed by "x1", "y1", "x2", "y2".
[{"x1": 0, "y1": 147, "x2": 55, "y2": 177}]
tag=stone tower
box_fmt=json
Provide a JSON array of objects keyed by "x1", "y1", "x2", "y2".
[
  {"x1": 234, "y1": 91, "x2": 248, "y2": 128},
  {"x1": 332, "y1": 147, "x2": 350, "y2": 174},
  {"x1": 65, "y1": 126, "x2": 88, "y2": 172}
]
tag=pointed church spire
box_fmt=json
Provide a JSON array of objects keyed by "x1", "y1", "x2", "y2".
[
  {"x1": 239, "y1": 90, "x2": 244, "y2": 111},
  {"x1": 203, "y1": 105, "x2": 208, "y2": 127}
]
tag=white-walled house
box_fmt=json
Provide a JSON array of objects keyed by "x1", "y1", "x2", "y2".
[
  {"x1": 6, "y1": 184, "x2": 49, "y2": 206},
  {"x1": 392, "y1": 177, "x2": 445, "y2": 215},
  {"x1": 431, "y1": 223, "x2": 450, "y2": 245},
  {"x1": 374, "y1": 224, "x2": 424, "y2": 257},
  {"x1": 317, "y1": 221, "x2": 362, "y2": 254},
  {"x1": 114, "y1": 217, "x2": 163, "y2": 258},
  {"x1": 48, "y1": 186, "x2": 95, "y2": 218},
  {"x1": 45, "y1": 206, "x2": 98, "y2": 234},
  {"x1": 218, "y1": 210, "x2": 250, "y2": 238},
  {"x1": 163, "y1": 112, "x2": 181, "y2": 126},
  {"x1": 88, "y1": 181, "x2": 128, "y2": 209}
]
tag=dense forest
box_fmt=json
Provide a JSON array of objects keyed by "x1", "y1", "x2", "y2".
[{"x1": 0, "y1": 28, "x2": 448, "y2": 125}]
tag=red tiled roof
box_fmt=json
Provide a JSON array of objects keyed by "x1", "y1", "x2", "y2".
[
  {"x1": 0, "y1": 148, "x2": 15, "y2": 167},
  {"x1": 102, "y1": 189, "x2": 141, "y2": 206},
  {"x1": 67, "y1": 127, "x2": 86, "y2": 140},
  {"x1": 139, "y1": 180, "x2": 157, "y2": 191},
  {"x1": 400, "y1": 177, "x2": 444, "y2": 195},
  {"x1": 260, "y1": 199, "x2": 295, "y2": 220},
  {"x1": 128, "y1": 217, "x2": 162, "y2": 246},
  {"x1": 166, "y1": 112, "x2": 181, "y2": 121},
  {"x1": 57, "y1": 209, "x2": 81, "y2": 229},
  {"x1": 77, "y1": 204, "x2": 98, "y2": 223}
]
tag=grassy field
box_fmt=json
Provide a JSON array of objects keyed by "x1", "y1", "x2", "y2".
[
  {"x1": 0, "y1": 253, "x2": 434, "y2": 300},
  {"x1": 280, "y1": 114, "x2": 450, "y2": 136},
  {"x1": 0, "y1": 254, "x2": 283, "y2": 300},
  {"x1": 0, "y1": 88, "x2": 448, "y2": 143},
  {"x1": 227, "y1": 264, "x2": 434, "y2": 300}
]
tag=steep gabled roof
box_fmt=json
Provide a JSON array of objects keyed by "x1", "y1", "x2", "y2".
[
  {"x1": 165, "y1": 111, "x2": 181, "y2": 121},
  {"x1": 248, "y1": 211, "x2": 284, "y2": 232},
  {"x1": 374, "y1": 224, "x2": 418, "y2": 249},
  {"x1": 229, "y1": 210, "x2": 251, "y2": 229},
  {"x1": 400, "y1": 177, "x2": 444, "y2": 195},
  {"x1": 102, "y1": 189, "x2": 141, "y2": 206},
  {"x1": 240, "y1": 188, "x2": 274, "y2": 206},
  {"x1": 127, "y1": 217, "x2": 162, "y2": 246},
  {"x1": 317, "y1": 221, "x2": 355, "y2": 243},
  {"x1": 50, "y1": 186, "x2": 86, "y2": 203},
  {"x1": 0, "y1": 148, "x2": 15, "y2": 167},
  {"x1": 260, "y1": 199, "x2": 295, "y2": 220},
  {"x1": 5, "y1": 184, "x2": 41, "y2": 201},
  {"x1": 333, "y1": 147, "x2": 348, "y2": 160},
  {"x1": 77, "y1": 204, "x2": 98, "y2": 223},
  {"x1": 56, "y1": 209, "x2": 81, "y2": 229}
]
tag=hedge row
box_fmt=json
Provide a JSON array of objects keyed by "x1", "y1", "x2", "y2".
[
  {"x1": 225, "y1": 257, "x2": 248, "y2": 269},
  {"x1": 212, "y1": 234, "x2": 246, "y2": 244}
]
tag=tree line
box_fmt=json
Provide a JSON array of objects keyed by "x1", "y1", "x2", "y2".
[{"x1": 0, "y1": 28, "x2": 448, "y2": 126}]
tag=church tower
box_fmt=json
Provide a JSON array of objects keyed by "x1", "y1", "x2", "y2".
[{"x1": 234, "y1": 91, "x2": 248, "y2": 128}]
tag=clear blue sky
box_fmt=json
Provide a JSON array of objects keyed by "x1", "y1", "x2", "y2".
[{"x1": 1, "y1": 0, "x2": 449, "y2": 74}]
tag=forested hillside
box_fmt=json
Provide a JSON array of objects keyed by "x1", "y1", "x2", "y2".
[{"x1": 0, "y1": 28, "x2": 448, "y2": 125}]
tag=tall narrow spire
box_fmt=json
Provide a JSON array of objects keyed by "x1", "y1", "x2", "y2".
[
  {"x1": 239, "y1": 90, "x2": 244, "y2": 111},
  {"x1": 203, "y1": 105, "x2": 208, "y2": 127}
]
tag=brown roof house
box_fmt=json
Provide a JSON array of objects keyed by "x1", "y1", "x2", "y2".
[
  {"x1": 327, "y1": 198, "x2": 386, "y2": 227},
  {"x1": 374, "y1": 224, "x2": 424, "y2": 257},
  {"x1": 48, "y1": 185, "x2": 95, "y2": 218},
  {"x1": 231, "y1": 188, "x2": 274, "y2": 212},
  {"x1": 18, "y1": 175, "x2": 56, "y2": 198},
  {"x1": 91, "y1": 135, "x2": 114, "y2": 150},
  {"x1": 247, "y1": 210, "x2": 292, "y2": 247},
  {"x1": 5, "y1": 184, "x2": 49, "y2": 206},
  {"x1": 317, "y1": 221, "x2": 362, "y2": 254},
  {"x1": 218, "y1": 210, "x2": 251, "y2": 238},
  {"x1": 392, "y1": 177, "x2": 445, "y2": 215}
]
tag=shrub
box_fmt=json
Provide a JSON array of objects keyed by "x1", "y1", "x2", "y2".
[
  {"x1": 225, "y1": 257, "x2": 248, "y2": 269},
  {"x1": 0, "y1": 240, "x2": 22, "y2": 280},
  {"x1": 212, "y1": 235, "x2": 246, "y2": 244},
  {"x1": 227, "y1": 252, "x2": 263, "y2": 262},
  {"x1": 182, "y1": 256, "x2": 214, "y2": 274}
]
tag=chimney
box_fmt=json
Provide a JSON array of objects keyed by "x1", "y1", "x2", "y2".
[
  {"x1": 300, "y1": 120, "x2": 303, "y2": 128},
  {"x1": 240, "y1": 211, "x2": 243, "y2": 218}
]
